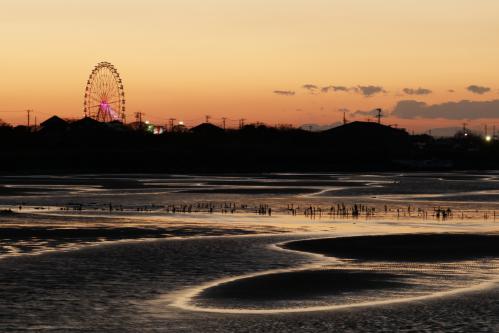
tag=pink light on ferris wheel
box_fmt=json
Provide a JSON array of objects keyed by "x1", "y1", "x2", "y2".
[{"x1": 99, "y1": 102, "x2": 120, "y2": 121}]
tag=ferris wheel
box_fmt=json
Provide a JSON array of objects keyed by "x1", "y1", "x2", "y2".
[{"x1": 83, "y1": 61, "x2": 126, "y2": 122}]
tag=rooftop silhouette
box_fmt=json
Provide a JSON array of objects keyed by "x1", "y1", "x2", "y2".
[{"x1": 0, "y1": 116, "x2": 497, "y2": 173}]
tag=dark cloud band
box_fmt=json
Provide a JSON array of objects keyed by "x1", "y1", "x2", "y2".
[
  {"x1": 467, "y1": 85, "x2": 491, "y2": 95},
  {"x1": 273, "y1": 90, "x2": 295, "y2": 96},
  {"x1": 392, "y1": 99, "x2": 499, "y2": 119},
  {"x1": 403, "y1": 87, "x2": 432, "y2": 95}
]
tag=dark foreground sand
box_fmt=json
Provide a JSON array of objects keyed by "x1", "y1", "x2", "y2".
[
  {"x1": 283, "y1": 233, "x2": 499, "y2": 261},
  {"x1": 0, "y1": 233, "x2": 497, "y2": 332},
  {"x1": 199, "y1": 269, "x2": 409, "y2": 301}
]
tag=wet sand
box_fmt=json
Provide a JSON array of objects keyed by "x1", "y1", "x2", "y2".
[
  {"x1": 1, "y1": 173, "x2": 499, "y2": 331},
  {"x1": 283, "y1": 233, "x2": 499, "y2": 261},
  {"x1": 199, "y1": 270, "x2": 409, "y2": 301},
  {"x1": 178, "y1": 188, "x2": 319, "y2": 194}
]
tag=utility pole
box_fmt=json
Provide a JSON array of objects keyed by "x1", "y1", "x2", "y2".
[
  {"x1": 135, "y1": 112, "x2": 144, "y2": 128},
  {"x1": 221, "y1": 117, "x2": 227, "y2": 130},
  {"x1": 168, "y1": 118, "x2": 176, "y2": 132},
  {"x1": 26, "y1": 109, "x2": 33, "y2": 130},
  {"x1": 34, "y1": 116, "x2": 37, "y2": 131},
  {"x1": 343, "y1": 112, "x2": 347, "y2": 125},
  {"x1": 205, "y1": 115, "x2": 211, "y2": 123},
  {"x1": 376, "y1": 108, "x2": 382, "y2": 124},
  {"x1": 239, "y1": 118, "x2": 246, "y2": 129}
]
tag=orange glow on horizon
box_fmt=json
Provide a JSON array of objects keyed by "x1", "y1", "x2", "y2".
[{"x1": 0, "y1": 0, "x2": 498, "y2": 132}]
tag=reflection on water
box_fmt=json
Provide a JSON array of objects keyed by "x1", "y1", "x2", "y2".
[
  {"x1": 174, "y1": 238, "x2": 499, "y2": 313},
  {"x1": 3, "y1": 172, "x2": 499, "y2": 219},
  {"x1": 0, "y1": 173, "x2": 498, "y2": 331},
  {"x1": 1, "y1": 233, "x2": 498, "y2": 331}
]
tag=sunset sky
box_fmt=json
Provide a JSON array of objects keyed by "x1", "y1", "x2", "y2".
[{"x1": 1, "y1": 0, "x2": 498, "y2": 132}]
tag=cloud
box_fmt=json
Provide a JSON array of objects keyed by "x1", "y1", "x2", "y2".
[
  {"x1": 354, "y1": 85, "x2": 386, "y2": 97},
  {"x1": 427, "y1": 127, "x2": 462, "y2": 137},
  {"x1": 392, "y1": 99, "x2": 499, "y2": 119},
  {"x1": 302, "y1": 84, "x2": 319, "y2": 93},
  {"x1": 403, "y1": 87, "x2": 432, "y2": 95},
  {"x1": 273, "y1": 90, "x2": 295, "y2": 96},
  {"x1": 300, "y1": 122, "x2": 342, "y2": 131},
  {"x1": 467, "y1": 85, "x2": 491, "y2": 95},
  {"x1": 448, "y1": 89, "x2": 455, "y2": 93},
  {"x1": 352, "y1": 108, "x2": 383, "y2": 118},
  {"x1": 321, "y1": 85, "x2": 350, "y2": 93}
]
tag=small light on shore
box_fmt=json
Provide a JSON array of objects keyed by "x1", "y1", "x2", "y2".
[{"x1": 485, "y1": 135, "x2": 492, "y2": 142}]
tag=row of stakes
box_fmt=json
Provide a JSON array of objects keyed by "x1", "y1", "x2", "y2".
[{"x1": 12, "y1": 201, "x2": 497, "y2": 221}]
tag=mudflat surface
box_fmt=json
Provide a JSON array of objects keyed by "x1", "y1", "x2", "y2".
[
  {"x1": 283, "y1": 233, "x2": 499, "y2": 261},
  {"x1": 199, "y1": 270, "x2": 410, "y2": 301}
]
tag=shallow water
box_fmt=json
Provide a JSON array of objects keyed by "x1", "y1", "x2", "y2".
[
  {"x1": 0, "y1": 172, "x2": 498, "y2": 332},
  {"x1": 0, "y1": 233, "x2": 497, "y2": 332}
]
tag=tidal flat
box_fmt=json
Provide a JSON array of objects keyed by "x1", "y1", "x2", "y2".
[{"x1": 0, "y1": 172, "x2": 498, "y2": 332}]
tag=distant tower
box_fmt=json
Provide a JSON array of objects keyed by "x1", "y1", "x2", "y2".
[
  {"x1": 169, "y1": 118, "x2": 176, "y2": 132},
  {"x1": 376, "y1": 108, "x2": 383, "y2": 124},
  {"x1": 26, "y1": 109, "x2": 33, "y2": 129},
  {"x1": 135, "y1": 112, "x2": 144, "y2": 127},
  {"x1": 343, "y1": 112, "x2": 347, "y2": 125}
]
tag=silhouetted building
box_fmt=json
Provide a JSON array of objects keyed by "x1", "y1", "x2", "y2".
[
  {"x1": 127, "y1": 121, "x2": 143, "y2": 131},
  {"x1": 190, "y1": 122, "x2": 224, "y2": 135},
  {"x1": 39, "y1": 116, "x2": 68, "y2": 134},
  {"x1": 322, "y1": 121, "x2": 411, "y2": 155},
  {"x1": 323, "y1": 121, "x2": 407, "y2": 137},
  {"x1": 105, "y1": 120, "x2": 129, "y2": 132},
  {"x1": 70, "y1": 117, "x2": 103, "y2": 131},
  {"x1": 172, "y1": 124, "x2": 188, "y2": 133}
]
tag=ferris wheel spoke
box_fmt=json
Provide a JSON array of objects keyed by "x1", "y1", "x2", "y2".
[
  {"x1": 104, "y1": 80, "x2": 117, "y2": 97},
  {"x1": 87, "y1": 104, "x2": 104, "y2": 108},
  {"x1": 89, "y1": 96, "x2": 103, "y2": 103},
  {"x1": 106, "y1": 91, "x2": 119, "y2": 100}
]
